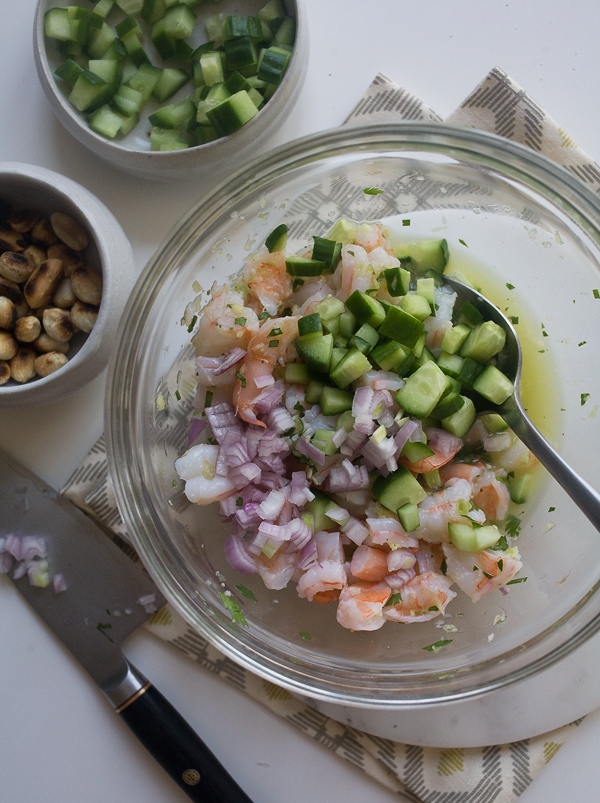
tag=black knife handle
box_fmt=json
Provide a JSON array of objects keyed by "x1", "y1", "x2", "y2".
[{"x1": 116, "y1": 680, "x2": 254, "y2": 802}]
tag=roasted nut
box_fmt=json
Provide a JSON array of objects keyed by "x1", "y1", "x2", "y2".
[
  {"x1": 9, "y1": 346, "x2": 37, "y2": 383},
  {"x1": 30, "y1": 217, "x2": 58, "y2": 248},
  {"x1": 0, "y1": 360, "x2": 10, "y2": 385},
  {"x1": 22, "y1": 244, "x2": 47, "y2": 269},
  {"x1": 0, "y1": 330, "x2": 18, "y2": 360},
  {"x1": 47, "y1": 243, "x2": 84, "y2": 275},
  {"x1": 42, "y1": 307, "x2": 76, "y2": 342},
  {"x1": 0, "y1": 226, "x2": 26, "y2": 251},
  {"x1": 71, "y1": 300, "x2": 98, "y2": 333},
  {"x1": 34, "y1": 333, "x2": 70, "y2": 355},
  {"x1": 24, "y1": 258, "x2": 63, "y2": 309},
  {"x1": 52, "y1": 277, "x2": 76, "y2": 309},
  {"x1": 34, "y1": 351, "x2": 68, "y2": 378},
  {"x1": 71, "y1": 265, "x2": 102, "y2": 305},
  {"x1": 0, "y1": 275, "x2": 24, "y2": 306},
  {"x1": 7, "y1": 208, "x2": 41, "y2": 233},
  {"x1": 14, "y1": 315, "x2": 42, "y2": 343},
  {"x1": 50, "y1": 212, "x2": 89, "y2": 251},
  {"x1": 0, "y1": 251, "x2": 34, "y2": 284},
  {"x1": 0, "y1": 296, "x2": 16, "y2": 329}
]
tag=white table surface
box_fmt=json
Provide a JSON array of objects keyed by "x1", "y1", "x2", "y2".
[{"x1": 2, "y1": 1, "x2": 600, "y2": 801}]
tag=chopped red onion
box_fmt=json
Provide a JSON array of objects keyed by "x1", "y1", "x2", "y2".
[
  {"x1": 342, "y1": 517, "x2": 369, "y2": 546},
  {"x1": 394, "y1": 418, "x2": 421, "y2": 453},
  {"x1": 188, "y1": 417, "x2": 207, "y2": 446},
  {"x1": 257, "y1": 489, "x2": 287, "y2": 521},
  {"x1": 224, "y1": 535, "x2": 257, "y2": 575},
  {"x1": 205, "y1": 402, "x2": 242, "y2": 443},
  {"x1": 326, "y1": 459, "x2": 370, "y2": 493},
  {"x1": 265, "y1": 405, "x2": 295, "y2": 435}
]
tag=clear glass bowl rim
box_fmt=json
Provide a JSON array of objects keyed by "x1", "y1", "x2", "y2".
[{"x1": 106, "y1": 121, "x2": 600, "y2": 708}]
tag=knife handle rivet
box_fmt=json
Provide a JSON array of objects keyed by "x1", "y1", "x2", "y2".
[{"x1": 182, "y1": 769, "x2": 201, "y2": 786}]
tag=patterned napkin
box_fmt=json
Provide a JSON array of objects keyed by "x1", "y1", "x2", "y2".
[{"x1": 62, "y1": 67, "x2": 599, "y2": 803}]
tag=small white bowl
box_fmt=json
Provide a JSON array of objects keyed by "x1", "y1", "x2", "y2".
[
  {"x1": 0, "y1": 162, "x2": 135, "y2": 407},
  {"x1": 33, "y1": 0, "x2": 308, "y2": 182}
]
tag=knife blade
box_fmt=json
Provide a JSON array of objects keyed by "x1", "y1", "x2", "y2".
[{"x1": 0, "y1": 448, "x2": 253, "y2": 803}]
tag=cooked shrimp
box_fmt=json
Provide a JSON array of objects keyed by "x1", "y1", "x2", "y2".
[
  {"x1": 336, "y1": 243, "x2": 376, "y2": 300},
  {"x1": 399, "y1": 427, "x2": 463, "y2": 474},
  {"x1": 233, "y1": 315, "x2": 300, "y2": 426},
  {"x1": 442, "y1": 543, "x2": 523, "y2": 602},
  {"x1": 336, "y1": 581, "x2": 391, "y2": 631},
  {"x1": 256, "y1": 549, "x2": 298, "y2": 590},
  {"x1": 415, "y1": 478, "x2": 473, "y2": 543},
  {"x1": 472, "y1": 471, "x2": 510, "y2": 521},
  {"x1": 354, "y1": 222, "x2": 394, "y2": 254},
  {"x1": 175, "y1": 443, "x2": 235, "y2": 505},
  {"x1": 349, "y1": 544, "x2": 389, "y2": 582},
  {"x1": 194, "y1": 284, "x2": 259, "y2": 357},
  {"x1": 296, "y1": 560, "x2": 348, "y2": 603},
  {"x1": 439, "y1": 460, "x2": 486, "y2": 485},
  {"x1": 383, "y1": 570, "x2": 456, "y2": 623},
  {"x1": 241, "y1": 246, "x2": 293, "y2": 315}
]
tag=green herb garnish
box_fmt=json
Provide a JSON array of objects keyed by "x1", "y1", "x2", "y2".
[
  {"x1": 235, "y1": 370, "x2": 246, "y2": 388},
  {"x1": 236, "y1": 584, "x2": 258, "y2": 602},
  {"x1": 505, "y1": 515, "x2": 522, "y2": 538},
  {"x1": 234, "y1": 316, "x2": 247, "y2": 326},
  {"x1": 220, "y1": 592, "x2": 247, "y2": 625},
  {"x1": 363, "y1": 187, "x2": 384, "y2": 195},
  {"x1": 423, "y1": 639, "x2": 453, "y2": 652},
  {"x1": 581, "y1": 393, "x2": 590, "y2": 406},
  {"x1": 187, "y1": 314, "x2": 198, "y2": 333}
]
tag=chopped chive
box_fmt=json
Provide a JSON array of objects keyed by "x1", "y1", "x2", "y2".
[
  {"x1": 175, "y1": 390, "x2": 181, "y2": 401},
  {"x1": 235, "y1": 584, "x2": 257, "y2": 602},
  {"x1": 578, "y1": 341, "x2": 587, "y2": 346},
  {"x1": 236, "y1": 496, "x2": 243, "y2": 506},
  {"x1": 509, "y1": 316, "x2": 519, "y2": 324},
  {"x1": 423, "y1": 639, "x2": 453, "y2": 652},
  {"x1": 402, "y1": 219, "x2": 411, "y2": 226},
  {"x1": 506, "y1": 577, "x2": 527, "y2": 585},
  {"x1": 363, "y1": 187, "x2": 384, "y2": 195},
  {"x1": 204, "y1": 389, "x2": 213, "y2": 407},
  {"x1": 258, "y1": 310, "x2": 271, "y2": 320},
  {"x1": 459, "y1": 238, "x2": 468, "y2": 247},
  {"x1": 235, "y1": 370, "x2": 246, "y2": 387},
  {"x1": 385, "y1": 592, "x2": 403, "y2": 607},
  {"x1": 268, "y1": 327, "x2": 283, "y2": 336},
  {"x1": 506, "y1": 282, "x2": 515, "y2": 290},
  {"x1": 594, "y1": 289, "x2": 600, "y2": 299},
  {"x1": 187, "y1": 314, "x2": 198, "y2": 333},
  {"x1": 234, "y1": 316, "x2": 247, "y2": 326},
  {"x1": 299, "y1": 631, "x2": 312, "y2": 640},
  {"x1": 581, "y1": 393, "x2": 590, "y2": 405},
  {"x1": 268, "y1": 339, "x2": 280, "y2": 347}
]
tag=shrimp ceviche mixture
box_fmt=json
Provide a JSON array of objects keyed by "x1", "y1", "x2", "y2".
[{"x1": 175, "y1": 218, "x2": 537, "y2": 632}]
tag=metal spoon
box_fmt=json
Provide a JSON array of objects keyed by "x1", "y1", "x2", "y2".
[{"x1": 443, "y1": 274, "x2": 600, "y2": 532}]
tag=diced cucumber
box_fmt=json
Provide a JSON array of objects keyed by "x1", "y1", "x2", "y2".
[
  {"x1": 285, "y1": 255, "x2": 328, "y2": 277},
  {"x1": 152, "y1": 67, "x2": 189, "y2": 102},
  {"x1": 416, "y1": 277, "x2": 435, "y2": 306},
  {"x1": 148, "y1": 99, "x2": 195, "y2": 128},
  {"x1": 372, "y1": 466, "x2": 427, "y2": 512},
  {"x1": 265, "y1": 223, "x2": 288, "y2": 253},
  {"x1": 164, "y1": 4, "x2": 196, "y2": 40},
  {"x1": 294, "y1": 332, "x2": 333, "y2": 375},
  {"x1": 297, "y1": 313, "x2": 323, "y2": 341},
  {"x1": 382, "y1": 266, "x2": 411, "y2": 297},
  {"x1": 311, "y1": 236, "x2": 342, "y2": 272},
  {"x1": 441, "y1": 323, "x2": 471, "y2": 355},
  {"x1": 508, "y1": 472, "x2": 534, "y2": 504},
  {"x1": 431, "y1": 391, "x2": 465, "y2": 419},
  {"x1": 460, "y1": 320, "x2": 507, "y2": 363},
  {"x1": 312, "y1": 429, "x2": 337, "y2": 457},
  {"x1": 378, "y1": 305, "x2": 424, "y2": 349},
  {"x1": 441, "y1": 395, "x2": 476, "y2": 438},
  {"x1": 257, "y1": 45, "x2": 290, "y2": 84},
  {"x1": 329, "y1": 348, "x2": 372, "y2": 389},
  {"x1": 480, "y1": 412, "x2": 509, "y2": 433},
  {"x1": 338, "y1": 310, "x2": 357, "y2": 339},
  {"x1": 395, "y1": 361, "x2": 449, "y2": 418},
  {"x1": 325, "y1": 218, "x2": 358, "y2": 246},
  {"x1": 401, "y1": 440, "x2": 434, "y2": 464},
  {"x1": 206, "y1": 89, "x2": 259, "y2": 135},
  {"x1": 345, "y1": 290, "x2": 386, "y2": 328},
  {"x1": 395, "y1": 239, "x2": 449, "y2": 274},
  {"x1": 472, "y1": 365, "x2": 515, "y2": 405},
  {"x1": 89, "y1": 103, "x2": 126, "y2": 137},
  {"x1": 116, "y1": 0, "x2": 144, "y2": 13},
  {"x1": 319, "y1": 386, "x2": 353, "y2": 416},
  {"x1": 304, "y1": 491, "x2": 337, "y2": 531},
  {"x1": 399, "y1": 292, "x2": 432, "y2": 321},
  {"x1": 349, "y1": 323, "x2": 379, "y2": 355},
  {"x1": 448, "y1": 522, "x2": 502, "y2": 552},
  {"x1": 284, "y1": 362, "x2": 310, "y2": 384},
  {"x1": 305, "y1": 380, "x2": 324, "y2": 405},
  {"x1": 397, "y1": 502, "x2": 420, "y2": 532}
]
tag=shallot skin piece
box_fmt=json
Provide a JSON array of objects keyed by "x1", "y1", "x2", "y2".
[{"x1": 176, "y1": 219, "x2": 533, "y2": 632}]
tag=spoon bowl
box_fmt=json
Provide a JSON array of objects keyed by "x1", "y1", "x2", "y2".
[{"x1": 443, "y1": 273, "x2": 600, "y2": 531}]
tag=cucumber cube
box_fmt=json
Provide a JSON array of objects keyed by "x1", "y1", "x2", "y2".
[
  {"x1": 472, "y1": 365, "x2": 515, "y2": 405},
  {"x1": 372, "y1": 466, "x2": 427, "y2": 512},
  {"x1": 448, "y1": 522, "x2": 502, "y2": 552},
  {"x1": 395, "y1": 361, "x2": 448, "y2": 418}
]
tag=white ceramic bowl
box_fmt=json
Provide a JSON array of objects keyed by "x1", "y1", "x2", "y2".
[
  {"x1": 33, "y1": 0, "x2": 308, "y2": 182},
  {"x1": 0, "y1": 162, "x2": 135, "y2": 407}
]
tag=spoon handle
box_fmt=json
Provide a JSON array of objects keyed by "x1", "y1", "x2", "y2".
[{"x1": 503, "y1": 399, "x2": 600, "y2": 532}]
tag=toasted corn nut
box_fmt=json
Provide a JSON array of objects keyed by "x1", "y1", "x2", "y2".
[
  {"x1": 71, "y1": 300, "x2": 98, "y2": 333},
  {"x1": 0, "y1": 226, "x2": 26, "y2": 252},
  {"x1": 34, "y1": 351, "x2": 68, "y2": 378},
  {"x1": 14, "y1": 315, "x2": 42, "y2": 343},
  {"x1": 0, "y1": 330, "x2": 18, "y2": 360},
  {"x1": 0, "y1": 251, "x2": 35, "y2": 284},
  {"x1": 24, "y1": 258, "x2": 63, "y2": 309},
  {"x1": 9, "y1": 346, "x2": 37, "y2": 383},
  {"x1": 7, "y1": 208, "x2": 41, "y2": 233},
  {"x1": 0, "y1": 360, "x2": 10, "y2": 385},
  {"x1": 52, "y1": 277, "x2": 76, "y2": 309},
  {"x1": 47, "y1": 243, "x2": 84, "y2": 275},
  {"x1": 42, "y1": 307, "x2": 76, "y2": 342},
  {"x1": 0, "y1": 296, "x2": 17, "y2": 330},
  {"x1": 0, "y1": 276, "x2": 24, "y2": 306},
  {"x1": 50, "y1": 212, "x2": 89, "y2": 251},
  {"x1": 34, "y1": 333, "x2": 70, "y2": 355},
  {"x1": 23, "y1": 244, "x2": 47, "y2": 269},
  {"x1": 71, "y1": 265, "x2": 102, "y2": 305},
  {"x1": 31, "y1": 217, "x2": 58, "y2": 248}
]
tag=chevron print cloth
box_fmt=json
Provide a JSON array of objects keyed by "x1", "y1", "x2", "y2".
[{"x1": 62, "y1": 67, "x2": 599, "y2": 802}]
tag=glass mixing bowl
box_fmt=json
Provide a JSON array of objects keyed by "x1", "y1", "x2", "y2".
[{"x1": 106, "y1": 123, "x2": 600, "y2": 714}]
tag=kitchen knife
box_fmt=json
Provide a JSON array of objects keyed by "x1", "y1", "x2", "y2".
[{"x1": 0, "y1": 448, "x2": 253, "y2": 803}]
